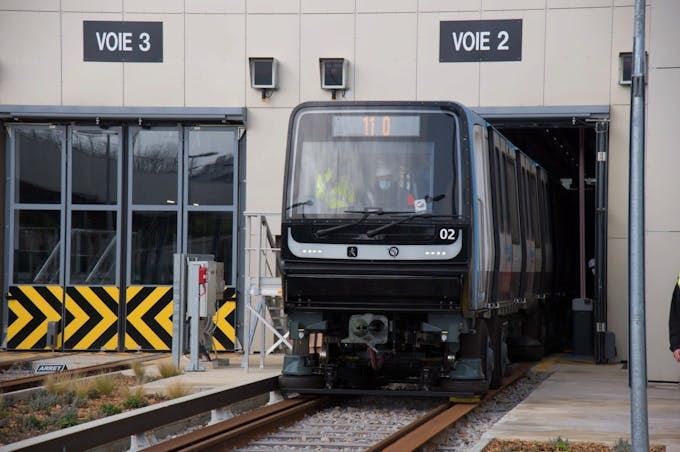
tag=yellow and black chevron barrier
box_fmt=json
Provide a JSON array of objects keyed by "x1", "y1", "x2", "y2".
[
  {"x1": 213, "y1": 288, "x2": 236, "y2": 351},
  {"x1": 125, "y1": 286, "x2": 174, "y2": 351},
  {"x1": 6, "y1": 285, "x2": 64, "y2": 350},
  {"x1": 7, "y1": 285, "x2": 237, "y2": 352},
  {"x1": 64, "y1": 286, "x2": 119, "y2": 351}
]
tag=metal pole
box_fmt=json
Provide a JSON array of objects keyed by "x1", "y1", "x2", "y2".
[
  {"x1": 243, "y1": 215, "x2": 251, "y2": 373},
  {"x1": 628, "y1": 0, "x2": 648, "y2": 449},
  {"x1": 579, "y1": 128, "x2": 586, "y2": 300},
  {"x1": 595, "y1": 121, "x2": 609, "y2": 363}
]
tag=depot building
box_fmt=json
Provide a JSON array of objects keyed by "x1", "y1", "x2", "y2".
[{"x1": 0, "y1": 0, "x2": 678, "y2": 382}]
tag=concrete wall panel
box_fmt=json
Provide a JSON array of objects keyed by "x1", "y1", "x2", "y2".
[
  {"x1": 417, "y1": 12, "x2": 480, "y2": 105},
  {"x1": 186, "y1": 14, "x2": 246, "y2": 107},
  {"x1": 245, "y1": 14, "x2": 300, "y2": 108},
  {"x1": 419, "y1": 0, "x2": 481, "y2": 12},
  {"x1": 646, "y1": 69, "x2": 680, "y2": 231},
  {"x1": 649, "y1": 0, "x2": 680, "y2": 69},
  {"x1": 301, "y1": 0, "x2": 354, "y2": 14},
  {"x1": 123, "y1": 14, "x2": 184, "y2": 106},
  {"x1": 356, "y1": 13, "x2": 417, "y2": 101},
  {"x1": 483, "y1": 0, "x2": 544, "y2": 10},
  {"x1": 0, "y1": 0, "x2": 59, "y2": 10},
  {"x1": 479, "y1": 9, "x2": 545, "y2": 106},
  {"x1": 185, "y1": 0, "x2": 245, "y2": 14},
  {"x1": 544, "y1": 8, "x2": 612, "y2": 105},
  {"x1": 62, "y1": 12, "x2": 125, "y2": 106},
  {"x1": 245, "y1": 108, "x2": 291, "y2": 215},
  {"x1": 300, "y1": 14, "x2": 355, "y2": 102},
  {"x1": 646, "y1": 232, "x2": 680, "y2": 382},
  {"x1": 548, "y1": 0, "x2": 611, "y2": 8},
  {"x1": 123, "y1": 0, "x2": 184, "y2": 13},
  {"x1": 0, "y1": 12, "x2": 61, "y2": 105},
  {"x1": 61, "y1": 0, "x2": 123, "y2": 12},
  {"x1": 357, "y1": 0, "x2": 417, "y2": 13},
  {"x1": 247, "y1": 0, "x2": 299, "y2": 14}
]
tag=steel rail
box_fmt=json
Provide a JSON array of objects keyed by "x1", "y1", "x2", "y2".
[
  {"x1": 148, "y1": 396, "x2": 326, "y2": 451},
  {"x1": 4, "y1": 376, "x2": 279, "y2": 451},
  {"x1": 380, "y1": 362, "x2": 534, "y2": 451},
  {"x1": 0, "y1": 353, "x2": 167, "y2": 393}
]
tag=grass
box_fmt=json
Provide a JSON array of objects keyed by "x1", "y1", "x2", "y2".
[
  {"x1": 130, "y1": 361, "x2": 146, "y2": 384},
  {"x1": 156, "y1": 360, "x2": 182, "y2": 379},
  {"x1": 93, "y1": 374, "x2": 115, "y2": 396},
  {"x1": 612, "y1": 438, "x2": 632, "y2": 452},
  {"x1": 123, "y1": 387, "x2": 147, "y2": 409},
  {"x1": 165, "y1": 380, "x2": 191, "y2": 399},
  {"x1": 550, "y1": 436, "x2": 570, "y2": 451}
]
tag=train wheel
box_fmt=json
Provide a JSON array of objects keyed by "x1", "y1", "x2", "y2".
[
  {"x1": 488, "y1": 316, "x2": 507, "y2": 389},
  {"x1": 277, "y1": 374, "x2": 324, "y2": 391}
]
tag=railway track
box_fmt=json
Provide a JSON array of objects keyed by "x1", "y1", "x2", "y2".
[
  {"x1": 148, "y1": 362, "x2": 533, "y2": 451},
  {"x1": 0, "y1": 353, "x2": 168, "y2": 393}
]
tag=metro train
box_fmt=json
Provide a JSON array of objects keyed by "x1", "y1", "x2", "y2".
[{"x1": 278, "y1": 101, "x2": 553, "y2": 395}]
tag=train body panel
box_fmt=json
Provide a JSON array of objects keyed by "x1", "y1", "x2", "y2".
[{"x1": 278, "y1": 101, "x2": 553, "y2": 395}]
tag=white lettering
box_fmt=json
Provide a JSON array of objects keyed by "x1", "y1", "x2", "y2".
[
  {"x1": 451, "y1": 32, "x2": 464, "y2": 51},
  {"x1": 498, "y1": 30, "x2": 510, "y2": 51},
  {"x1": 105, "y1": 32, "x2": 118, "y2": 51},
  {"x1": 96, "y1": 32, "x2": 107, "y2": 51},
  {"x1": 479, "y1": 31, "x2": 491, "y2": 51},
  {"x1": 122, "y1": 32, "x2": 133, "y2": 51},
  {"x1": 463, "y1": 31, "x2": 475, "y2": 51},
  {"x1": 139, "y1": 32, "x2": 151, "y2": 52}
]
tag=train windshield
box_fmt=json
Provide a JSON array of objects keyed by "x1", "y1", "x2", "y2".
[{"x1": 286, "y1": 107, "x2": 460, "y2": 220}]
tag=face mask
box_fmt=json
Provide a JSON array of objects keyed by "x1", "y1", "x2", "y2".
[{"x1": 378, "y1": 180, "x2": 392, "y2": 190}]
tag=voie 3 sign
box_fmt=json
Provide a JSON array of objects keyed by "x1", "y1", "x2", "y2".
[
  {"x1": 439, "y1": 19, "x2": 522, "y2": 62},
  {"x1": 83, "y1": 21, "x2": 163, "y2": 63}
]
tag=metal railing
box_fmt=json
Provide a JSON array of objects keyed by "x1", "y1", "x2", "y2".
[{"x1": 242, "y1": 212, "x2": 290, "y2": 372}]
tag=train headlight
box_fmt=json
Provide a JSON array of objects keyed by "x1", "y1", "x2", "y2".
[{"x1": 441, "y1": 334, "x2": 448, "y2": 342}]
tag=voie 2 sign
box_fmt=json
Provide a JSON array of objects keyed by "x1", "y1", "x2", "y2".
[
  {"x1": 440, "y1": 19, "x2": 522, "y2": 62},
  {"x1": 84, "y1": 21, "x2": 163, "y2": 62}
]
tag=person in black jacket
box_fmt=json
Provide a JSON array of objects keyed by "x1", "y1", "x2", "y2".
[{"x1": 670, "y1": 274, "x2": 680, "y2": 362}]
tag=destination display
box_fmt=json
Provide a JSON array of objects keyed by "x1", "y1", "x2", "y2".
[{"x1": 332, "y1": 115, "x2": 420, "y2": 138}]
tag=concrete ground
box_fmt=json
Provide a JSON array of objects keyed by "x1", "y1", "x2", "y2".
[{"x1": 475, "y1": 360, "x2": 680, "y2": 451}]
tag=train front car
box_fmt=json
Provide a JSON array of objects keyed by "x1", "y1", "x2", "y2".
[{"x1": 279, "y1": 101, "x2": 492, "y2": 395}]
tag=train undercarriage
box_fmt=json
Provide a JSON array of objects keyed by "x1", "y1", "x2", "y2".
[{"x1": 278, "y1": 305, "x2": 545, "y2": 397}]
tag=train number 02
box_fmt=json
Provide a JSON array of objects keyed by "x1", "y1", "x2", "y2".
[{"x1": 439, "y1": 228, "x2": 456, "y2": 240}]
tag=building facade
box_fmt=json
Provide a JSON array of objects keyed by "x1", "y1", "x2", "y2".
[{"x1": 0, "y1": 0, "x2": 678, "y2": 381}]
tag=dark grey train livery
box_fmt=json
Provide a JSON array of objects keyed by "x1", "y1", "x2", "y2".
[{"x1": 278, "y1": 101, "x2": 553, "y2": 395}]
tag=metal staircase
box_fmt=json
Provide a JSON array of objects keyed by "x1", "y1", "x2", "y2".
[{"x1": 242, "y1": 212, "x2": 290, "y2": 371}]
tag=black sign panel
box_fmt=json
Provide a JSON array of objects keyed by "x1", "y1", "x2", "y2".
[
  {"x1": 439, "y1": 20, "x2": 522, "y2": 63},
  {"x1": 84, "y1": 21, "x2": 163, "y2": 62}
]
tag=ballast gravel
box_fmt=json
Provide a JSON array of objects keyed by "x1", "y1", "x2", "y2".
[{"x1": 235, "y1": 370, "x2": 550, "y2": 451}]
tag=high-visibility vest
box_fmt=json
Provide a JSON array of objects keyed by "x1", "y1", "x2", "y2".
[{"x1": 316, "y1": 169, "x2": 355, "y2": 209}]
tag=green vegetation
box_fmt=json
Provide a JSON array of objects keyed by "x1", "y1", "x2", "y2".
[
  {"x1": 130, "y1": 361, "x2": 147, "y2": 384},
  {"x1": 156, "y1": 360, "x2": 182, "y2": 379},
  {"x1": 550, "y1": 436, "x2": 570, "y2": 451},
  {"x1": 54, "y1": 406, "x2": 79, "y2": 428},
  {"x1": 612, "y1": 438, "x2": 632, "y2": 452},
  {"x1": 93, "y1": 374, "x2": 115, "y2": 396},
  {"x1": 101, "y1": 403, "x2": 122, "y2": 416},
  {"x1": 123, "y1": 387, "x2": 147, "y2": 409},
  {"x1": 165, "y1": 380, "x2": 191, "y2": 399}
]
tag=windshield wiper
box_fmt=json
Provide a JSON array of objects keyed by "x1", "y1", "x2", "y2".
[
  {"x1": 365, "y1": 194, "x2": 449, "y2": 237},
  {"x1": 286, "y1": 199, "x2": 313, "y2": 210},
  {"x1": 315, "y1": 207, "x2": 393, "y2": 237}
]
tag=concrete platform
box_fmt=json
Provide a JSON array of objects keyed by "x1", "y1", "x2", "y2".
[
  {"x1": 137, "y1": 353, "x2": 283, "y2": 394},
  {"x1": 476, "y1": 360, "x2": 680, "y2": 451}
]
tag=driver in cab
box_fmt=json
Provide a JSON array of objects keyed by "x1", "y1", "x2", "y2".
[{"x1": 366, "y1": 165, "x2": 414, "y2": 211}]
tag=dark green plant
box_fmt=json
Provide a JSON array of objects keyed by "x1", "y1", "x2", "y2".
[
  {"x1": 101, "y1": 403, "x2": 122, "y2": 416},
  {"x1": 550, "y1": 436, "x2": 570, "y2": 451},
  {"x1": 613, "y1": 438, "x2": 632, "y2": 452},
  {"x1": 54, "y1": 406, "x2": 79, "y2": 428},
  {"x1": 22, "y1": 414, "x2": 46, "y2": 430},
  {"x1": 123, "y1": 394, "x2": 147, "y2": 409}
]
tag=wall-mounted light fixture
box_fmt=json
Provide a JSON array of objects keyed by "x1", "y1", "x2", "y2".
[
  {"x1": 249, "y1": 57, "x2": 278, "y2": 100},
  {"x1": 319, "y1": 58, "x2": 348, "y2": 100}
]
